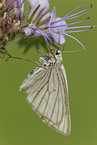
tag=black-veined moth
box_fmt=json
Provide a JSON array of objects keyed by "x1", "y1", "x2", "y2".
[{"x1": 20, "y1": 50, "x2": 71, "y2": 136}]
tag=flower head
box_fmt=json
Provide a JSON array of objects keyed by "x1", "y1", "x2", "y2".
[
  {"x1": 0, "y1": 0, "x2": 25, "y2": 49},
  {"x1": 22, "y1": 0, "x2": 51, "y2": 45},
  {"x1": 1, "y1": 0, "x2": 96, "y2": 51},
  {"x1": 21, "y1": 1, "x2": 95, "y2": 49},
  {"x1": 48, "y1": 3, "x2": 93, "y2": 49},
  {"x1": 47, "y1": 7, "x2": 67, "y2": 44}
]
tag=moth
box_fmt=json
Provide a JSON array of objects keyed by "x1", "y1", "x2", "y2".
[{"x1": 20, "y1": 50, "x2": 71, "y2": 136}]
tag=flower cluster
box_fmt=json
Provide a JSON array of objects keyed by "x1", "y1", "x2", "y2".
[
  {"x1": 21, "y1": 1, "x2": 94, "y2": 49},
  {"x1": 0, "y1": 0, "x2": 96, "y2": 56},
  {"x1": 0, "y1": 0, "x2": 24, "y2": 48}
]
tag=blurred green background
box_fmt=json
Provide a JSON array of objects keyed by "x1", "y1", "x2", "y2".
[{"x1": 0, "y1": 0, "x2": 97, "y2": 145}]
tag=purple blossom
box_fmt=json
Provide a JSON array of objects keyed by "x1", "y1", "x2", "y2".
[
  {"x1": 48, "y1": 3, "x2": 93, "y2": 49},
  {"x1": 21, "y1": 1, "x2": 96, "y2": 49},
  {"x1": 23, "y1": 0, "x2": 52, "y2": 45}
]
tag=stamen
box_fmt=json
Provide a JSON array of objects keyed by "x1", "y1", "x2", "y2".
[
  {"x1": 62, "y1": 27, "x2": 92, "y2": 33},
  {"x1": 51, "y1": 16, "x2": 90, "y2": 26},
  {"x1": 51, "y1": 25, "x2": 93, "y2": 31},
  {"x1": 50, "y1": 17, "x2": 90, "y2": 29},
  {"x1": 52, "y1": 26, "x2": 93, "y2": 32},
  {"x1": 63, "y1": 25, "x2": 93, "y2": 30},
  {"x1": 64, "y1": 11, "x2": 89, "y2": 20},
  {"x1": 64, "y1": 3, "x2": 85, "y2": 18},
  {"x1": 52, "y1": 28, "x2": 92, "y2": 33},
  {"x1": 65, "y1": 3, "x2": 92, "y2": 18},
  {"x1": 62, "y1": 32, "x2": 86, "y2": 50}
]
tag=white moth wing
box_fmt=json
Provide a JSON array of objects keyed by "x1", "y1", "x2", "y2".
[
  {"x1": 41, "y1": 64, "x2": 71, "y2": 135},
  {"x1": 20, "y1": 63, "x2": 71, "y2": 136},
  {"x1": 20, "y1": 66, "x2": 47, "y2": 91}
]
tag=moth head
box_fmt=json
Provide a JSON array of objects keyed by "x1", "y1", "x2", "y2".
[{"x1": 55, "y1": 50, "x2": 62, "y2": 64}]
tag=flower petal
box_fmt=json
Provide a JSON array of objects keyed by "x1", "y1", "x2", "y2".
[
  {"x1": 40, "y1": 12, "x2": 51, "y2": 22},
  {"x1": 28, "y1": 0, "x2": 49, "y2": 22},
  {"x1": 23, "y1": 27, "x2": 32, "y2": 36},
  {"x1": 49, "y1": 7, "x2": 56, "y2": 24},
  {"x1": 48, "y1": 8, "x2": 66, "y2": 44},
  {"x1": 50, "y1": 30, "x2": 65, "y2": 44}
]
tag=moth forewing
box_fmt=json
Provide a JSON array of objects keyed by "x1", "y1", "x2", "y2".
[
  {"x1": 20, "y1": 51, "x2": 71, "y2": 136},
  {"x1": 20, "y1": 66, "x2": 46, "y2": 91}
]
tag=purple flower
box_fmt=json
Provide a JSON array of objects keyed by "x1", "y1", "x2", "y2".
[
  {"x1": 0, "y1": 0, "x2": 25, "y2": 43},
  {"x1": 22, "y1": 1, "x2": 95, "y2": 49},
  {"x1": 22, "y1": 0, "x2": 51, "y2": 45},
  {"x1": 48, "y1": 3, "x2": 93, "y2": 49}
]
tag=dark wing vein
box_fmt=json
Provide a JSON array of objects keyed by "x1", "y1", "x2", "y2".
[
  {"x1": 48, "y1": 70, "x2": 59, "y2": 123},
  {"x1": 26, "y1": 70, "x2": 48, "y2": 94},
  {"x1": 42, "y1": 65, "x2": 63, "y2": 125},
  {"x1": 42, "y1": 64, "x2": 71, "y2": 135},
  {"x1": 20, "y1": 67, "x2": 46, "y2": 91},
  {"x1": 27, "y1": 69, "x2": 50, "y2": 104},
  {"x1": 42, "y1": 68, "x2": 52, "y2": 115}
]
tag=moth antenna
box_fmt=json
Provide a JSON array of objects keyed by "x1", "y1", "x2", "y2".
[
  {"x1": 0, "y1": 50, "x2": 41, "y2": 65},
  {"x1": 62, "y1": 48, "x2": 84, "y2": 53},
  {"x1": 0, "y1": 49, "x2": 11, "y2": 61},
  {"x1": 10, "y1": 56, "x2": 41, "y2": 65},
  {"x1": 62, "y1": 33, "x2": 86, "y2": 50},
  {"x1": 38, "y1": 49, "x2": 45, "y2": 54},
  {"x1": 0, "y1": 50, "x2": 11, "y2": 57}
]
